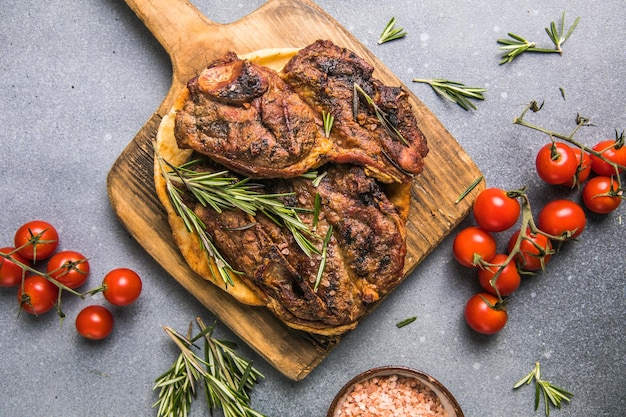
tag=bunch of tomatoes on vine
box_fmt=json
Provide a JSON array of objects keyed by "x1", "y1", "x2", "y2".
[
  {"x1": 0, "y1": 220, "x2": 143, "y2": 340},
  {"x1": 455, "y1": 101, "x2": 625, "y2": 335}
]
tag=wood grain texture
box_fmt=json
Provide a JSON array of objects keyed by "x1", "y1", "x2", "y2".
[{"x1": 108, "y1": 0, "x2": 484, "y2": 380}]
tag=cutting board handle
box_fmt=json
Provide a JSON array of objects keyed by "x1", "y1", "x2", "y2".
[{"x1": 124, "y1": 0, "x2": 217, "y2": 61}]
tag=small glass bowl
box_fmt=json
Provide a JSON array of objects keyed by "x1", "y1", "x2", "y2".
[{"x1": 326, "y1": 366, "x2": 464, "y2": 417}]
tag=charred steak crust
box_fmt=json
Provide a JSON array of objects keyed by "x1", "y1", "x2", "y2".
[
  {"x1": 174, "y1": 40, "x2": 428, "y2": 184},
  {"x1": 282, "y1": 39, "x2": 429, "y2": 183},
  {"x1": 191, "y1": 163, "x2": 406, "y2": 330},
  {"x1": 166, "y1": 40, "x2": 427, "y2": 334}
]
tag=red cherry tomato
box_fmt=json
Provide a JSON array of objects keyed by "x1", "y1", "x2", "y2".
[
  {"x1": 582, "y1": 176, "x2": 622, "y2": 214},
  {"x1": 102, "y1": 268, "x2": 142, "y2": 306},
  {"x1": 478, "y1": 254, "x2": 521, "y2": 296},
  {"x1": 464, "y1": 292, "x2": 508, "y2": 335},
  {"x1": 0, "y1": 248, "x2": 31, "y2": 287},
  {"x1": 538, "y1": 199, "x2": 586, "y2": 239},
  {"x1": 75, "y1": 305, "x2": 114, "y2": 340},
  {"x1": 507, "y1": 229, "x2": 553, "y2": 271},
  {"x1": 14, "y1": 220, "x2": 59, "y2": 262},
  {"x1": 535, "y1": 142, "x2": 578, "y2": 185},
  {"x1": 563, "y1": 147, "x2": 592, "y2": 187},
  {"x1": 452, "y1": 227, "x2": 497, "y2": 268},
  {"x1": 17, "y1": 275, "x2": 59, "y2": 315},
  {"x1": 473, "y1": 188, "x2": 521, "y2": 232},
  {"x1": 46, "y1": 251, "x2": 91, "y2": 289},
  {"x1": 590, "y1": 140, "x2": 626, "y2": 176}
]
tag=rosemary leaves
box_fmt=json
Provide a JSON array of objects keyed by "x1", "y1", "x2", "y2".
[
  {"x1": 153, "y1": 319, "x2": 266, "y2": 417},
  {"x1": 378, "y1": 17, "x2": 407, "y2": 44},
  {"x1": 353, "y1": 83, "x2": 409, "y2": 145},
  {"x1": 514, "y1": 362, "x2": 573, "y2": 416},
  {"x1": 156, "y1": 152, "x2": 334, "y2": 289},
  {"x1": 413, "y1": 78, "x2": 486, "y2": 111},
  {"x1": 497, "y1": 11, "x2": 580, "y2": 64}
]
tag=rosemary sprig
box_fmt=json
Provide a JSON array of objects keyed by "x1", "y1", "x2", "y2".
[
  {"x1": 311, "y1": 170, "x2": 327, "y2": 187},
  {"x1": 313, "y1": 225, "x2": 333, "y2": 292},
  {"x1": 322, "y1": 110, "x2": 334, "y2": 138},
  {"x1": 514, "y1": 362, "x2": 573, "y2": 416},
  {"x1": 158, "y1": 155, "x2": 322, "y2": 260},
  {"x1": 153, "y1": 320, "x2": 266, "y2": 417},
  {"x1": 353, "y1": 83, "x2": 409, "y2": 145},
  {"x1": 156, "y1": 156, "x2": 239, "y2": 286},
  {"x1": 378, "y1": 17, "x2": 407, "y2": 44},
  {"x1": 545, "y1": 11, "x2": 580, "y2": 53},
  {"x1": 497, "y1": 11, "x2": 580, "y2": 64},
  {"x1": 396, "y1": 316, "x2": 416, "y2": 328},
  {"x1": 413, "y1": 78, "x2": 486, "y2": 111}
]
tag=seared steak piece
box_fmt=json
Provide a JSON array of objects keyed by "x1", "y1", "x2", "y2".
[
  {"x1": 175, "y1": 52, "x2": 334, "y2": 178},
  {"x1": 175, "y1": 41, "x2": 428, "y2": 184},
  {"x1": 191, "y1": 163, "x2": 406, "y2": 332},
  {"x1": 282, "y1": 39, "x2": 429, "y2": 183}
]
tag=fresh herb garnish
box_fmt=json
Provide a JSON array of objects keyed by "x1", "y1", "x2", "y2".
[
  {"x1": 156, "y1": 157, "x2": 239, "y2": 286},
  {"x1": 497, "y1": 11, "x2": 580, "y2": 65},
  {"x1": 312, "y1": 193, "x2": 321, "y2": 230},
  {"x1": 413, "y1": 78, "x2": 486, "y2": 111},
  {"x1": 153, "y1": 319, "x2": 266, "y2": 417},
  {"x1": 514, "y1": 362, "x2": 573, "y2": 416},
  {"x1": 313, "y1": 225, "x2": 333, "y2": 292},
  {"x1": 353, "y1": 83, "x2": 409, "y2": 145},
  {"x1": 455, "y1": 176, "x2": 484, "y2": 203},
  {"x1": 378, "y1": 17, "x2": 407, "y2": 44},
  {"x1": 396, "y1": 317, "x2": 417, "y2": 328},
  {"x1": 157, "y1": 155, "x2": 322, "y2": 265},
  {"x1": 322, "y1": 110, "x2": 334, "y2": 138}
]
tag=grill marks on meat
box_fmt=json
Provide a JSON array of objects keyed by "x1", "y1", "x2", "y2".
[
  {"x1": 191, "y1": 164, "x2": 406, "y2": 330},
  {"x1": 175, "y1": 52, "x2": 334, "y2": 177},
  {"x1": 175, "y1": 41, "x2": 428, "y2": 184},
  {"x1": 171, "y1": 41, "x2": 424, "y2": 333},
  {"x1": 282, "y1": 39, "x2": 429, "y2": 183}
]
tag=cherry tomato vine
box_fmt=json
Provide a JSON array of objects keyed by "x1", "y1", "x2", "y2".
[
  {"x1": 0, "y1": 220, "x2": 143, "y2": 339},
  {"x1": 456, "y1": 102, "x2": 624, "y2": 335}
]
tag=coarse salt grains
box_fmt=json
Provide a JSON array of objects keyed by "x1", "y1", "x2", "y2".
[{"x1": 334, "y1": 374, "x2": 449, "y2": 417}]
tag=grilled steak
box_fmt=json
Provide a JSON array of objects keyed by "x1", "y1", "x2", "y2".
[
  {"x1": 158, "y1": 40, "x2": 428, "y2": 334},
  {"x1": 282, "y1": 39, "x2": 429, "y2": 183},
  {"x1": 175, "y1": 52, "x2": 334, "y2": 178},
  {"x1": 191, "y1": 162, "x2": 406, "y2": 332},
  {"x1": 175, "y1": 41, "x2": 428, "y2": 184}
]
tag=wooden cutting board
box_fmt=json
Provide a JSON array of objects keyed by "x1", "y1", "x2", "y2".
[{"x1": 107, "y1": 0, "x2": 484, "y2": 380}]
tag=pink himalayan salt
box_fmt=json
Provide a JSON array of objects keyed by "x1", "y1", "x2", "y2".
[{"x1": 334, "y1": 374, "x2": 449, "y2": 417}]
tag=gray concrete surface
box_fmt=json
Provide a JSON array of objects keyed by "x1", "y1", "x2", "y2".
[{"x1": 1, "y1": 1, "x2": 624, "y2": 416}]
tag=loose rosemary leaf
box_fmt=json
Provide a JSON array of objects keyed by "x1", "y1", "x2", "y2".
[
  {"x1": 413, "y1": 78, "x2": 486, "y2": 111},
  {"x1": 378, "y1": 17, "x2": 407, "y2": 44}
]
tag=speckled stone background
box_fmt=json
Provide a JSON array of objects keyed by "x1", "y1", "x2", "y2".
[{"x1": 1, "y1": 1, "x2": 624, "y2": 416}]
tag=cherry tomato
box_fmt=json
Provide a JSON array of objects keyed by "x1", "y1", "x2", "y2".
[
  {"x1": 75, "y1": 305, "x2": 114, "y2": 340},
  {"x1": 102, "y1": 268, "x2": 142, "y2": 306},
  {"x1": 507, "y1": 228, "x2": 552, "y2": 271},
  {"x1": 478, "y1": 254, "x2": 521, "y2": 296},
  {"x1": 17, "y1": 275, "x2": 59, "y2": 315},
  {"x1": 464, "y1": 293, "x2": 508, "y2": 335},
  {"x1": 590, "y1": 140, "x2": 626, "y2": 176},
  {"x1": 582, "y1": 176, "x2": 622, "y2": 214},
  {"x1": 538, "y1": 199, "x2": 586, "y2": 239},
  {"x1": 452, "y1": 227, "x2": 497, "y2": 268},
  {"x1": 563, "y1": 147, "x2": 592, "y2": 187},
  {"x1": 473, "y1": 188, "x2": 521, "y2": 232},
  {"x1": 46, "y1": 251, "x2": 90, "y2": 289},
  {"x1": 535, "y1": 142, "x2": 578, "y2": 185},
  {"x1": 0, "y1": 248, "x2": 31, "y2": 287},
  {"x1": 14, "y1": 220, "x2": 59, "y2": 262}
]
